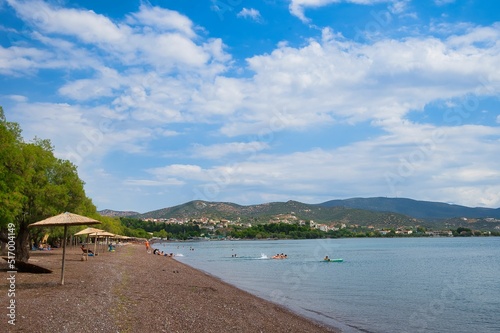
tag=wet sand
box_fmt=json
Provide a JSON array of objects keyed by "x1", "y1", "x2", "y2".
[{"x1": 1, "y1": 243, "x2": 339, "y2": 332}]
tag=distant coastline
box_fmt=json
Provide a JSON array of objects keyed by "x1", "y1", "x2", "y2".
[{"x1": 101, "y1": 197, "x2": 500, "y2": 242}]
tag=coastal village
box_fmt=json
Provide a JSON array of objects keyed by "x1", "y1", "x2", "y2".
[{"x1": 140, "y1": 213, "x2": 499, "y2": 238}]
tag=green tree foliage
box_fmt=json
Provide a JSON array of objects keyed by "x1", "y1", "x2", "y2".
[
  {"x1": 120, "y1": 217, "x2": 202, "y2": 240},
  {"x1": 98, "y1": 216, "x2": 125, "y2": 235},
  {"x1": 455, "y1": 227, "x2": 472, "y2": 236},
  {"x1": 0, "y1": 107, "x2": 24, "y2": 229},
  {"x1": 0, "y1": 107, "x2": 97, "y2": 261},
  {"x1": 228, "y1": 222, "x2": 321, "y2": 239},
  {"x1": 153, "y1": 229, "x2": 168, "y2": 239}
]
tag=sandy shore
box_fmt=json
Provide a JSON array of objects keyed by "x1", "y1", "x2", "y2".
[{"x1": 1, "y1": 243, "x2": 339, "y2": 333}]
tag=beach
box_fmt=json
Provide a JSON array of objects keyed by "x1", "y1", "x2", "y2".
[{"x1": 1, "y1": 243, "x2": 338, "y2": 333}]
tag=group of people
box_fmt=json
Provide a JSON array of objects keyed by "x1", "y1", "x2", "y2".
[
  {"x1": 36, "y1": 243, "x2": 52, "y2": 251},
  {"x1": 145, "y1": 240, "x2": 174, "y2": 257},
  {"x1": 152, "y1": 248, "x2": 174, "y2": 257},
  {"x1": 272, "y1": 253, "x2": 288, "y2": 259}
]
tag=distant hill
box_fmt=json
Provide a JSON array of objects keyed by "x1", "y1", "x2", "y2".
[
  {"x1": 98, "y1": 209, "x2": 140, "y2": 217},
  {"x1": 103, "y1": 197, "x2": 500, "y2": 231},
  {"x1": 318, "y1": 197, "x2": 500, "y2": 219},
  {"x1": 135, "y1": 200, "x2": 419, "y2": 229}
]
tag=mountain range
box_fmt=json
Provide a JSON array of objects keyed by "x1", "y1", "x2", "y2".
[
  {"x1": 318, "y1": 197, "x2": 500, "y2": 219},
  {"x1": 98, "y1": 197, "x2": 500, "y2": 230}
]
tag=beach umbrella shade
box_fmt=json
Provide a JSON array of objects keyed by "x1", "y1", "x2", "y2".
[
  {"x1": 74, "y1": 227, "x2": 104, "y2": 236},
  {"x1": 90, "y1": 231, "x2": 115, "y2": 252},
  {"x1": 94, "y1": 231, "x2": 115, "y2": 237},
  {"x1": 29, "y1": 212, "x2": 101, "y2": 285},
  {"x1": 114, "y1": 235, "x2": 130, "y2": 240},
  {"x1": 74, "y1": 227, "x2": 104, "y2": 258}
]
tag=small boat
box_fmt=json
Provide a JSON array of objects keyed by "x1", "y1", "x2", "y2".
[{"x1": 323, "y1": 258, "x2": 343, "y2": 262}]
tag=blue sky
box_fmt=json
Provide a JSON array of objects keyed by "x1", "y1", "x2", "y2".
[{"x1": 1, "y1": 0, "x2": 499, "y2": 213}]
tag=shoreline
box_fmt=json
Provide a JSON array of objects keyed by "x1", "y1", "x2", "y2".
[{"x1": 1, "y1": 243, "x2": 340, "y2": 332}]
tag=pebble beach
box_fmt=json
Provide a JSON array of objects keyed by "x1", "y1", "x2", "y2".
[{"x1": 1, "y1": 243, "x2": 339, "y2": 333}]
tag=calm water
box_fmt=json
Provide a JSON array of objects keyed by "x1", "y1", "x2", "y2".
[{"x1": 156, "y1": 238, "x2": 500, "y2": 333}]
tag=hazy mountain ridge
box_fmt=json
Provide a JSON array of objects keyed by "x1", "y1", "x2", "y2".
[
  {"x1": 318, "y1": 197, "x2": 500, "y2": 219},
  {"x1": 98, "y1": 209, "x2": 140, "y2": 217}
]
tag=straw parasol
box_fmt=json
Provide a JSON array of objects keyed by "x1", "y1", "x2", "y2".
[
  {"x1": 74, "y1": 227, "x2": 104, "y2": 258},
  {"x1": 29, "y1": 212, "x2": 101, "y2": 285},
  {"x1": 90, "y1": 231, "x2": 116, "y2": 253},
  {"x1": 114, "y1": 235, "x2": 131, "y2": 240},
  {"x1": 99, "y1": 231, "x2": 115, "y2": 237},
  {"x1": 74, "y1": 227, "x2": 104, "y2": 236}
]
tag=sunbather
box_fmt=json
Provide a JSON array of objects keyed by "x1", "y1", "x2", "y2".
[{"x1": 80, "y1": 245, "x2": 94, "y2": 254}]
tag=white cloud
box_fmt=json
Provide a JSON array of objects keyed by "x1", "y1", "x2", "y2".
[
  {"x1": 208, "y1": 27, "x2": 500, "y2": 136},
  {"x1": 14, "y1": 1, "x2": 500, "y2": 139},
  {"x1": 6, "y1": 101, "x2": 157, "y2": 166},
  {"x1": 123, "y1": 178, "x2": 185, "y2": 186},
  {"x1": 58, "y1": 67, "x2": 122, "y2": 101},
  {"x1": 237, "y1": 8, "x2": 263, "y2": 22},
  {"x1": 149, "y1": 164, "x2": 204, "y2": 180},
  {"x1": 126, "y1": 4, "x2": 196, "y2": 38},
  {"x1": 147, "y1": 122, "x2": 500, "y2": 207},
  {"x1": 3, "y1": 2, "x2": 500, "y2": 210},
  {"x1": 6, "y1": 0, "x2": 127, "y2": 44},
  {"x1": 8, "y1": 16, "x2": 500, "y2": 181},
  {"x1": 389, "y1": 0, "x2": 410, "y2": 14},
  {"x1": 6, "y1": 94, "x2": 28, "y2": 102},
  {"x1": 5, "y1": 1, "x2": 230, "y2": 73},
  {"x1": 0, "y1": 45, "x2": 51, "y2": 75},
  {"x1": 289, "y1": 0, "x2": 392, "y2": 22}
]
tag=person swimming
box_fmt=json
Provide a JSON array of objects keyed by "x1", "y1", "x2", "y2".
[{"x1": 272, "y1": 253, "x2": 288, "y2": 259}]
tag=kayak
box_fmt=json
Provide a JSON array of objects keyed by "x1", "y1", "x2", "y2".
[{"x1": 323, "y1": 259, "x2": 343, "y2": 262}]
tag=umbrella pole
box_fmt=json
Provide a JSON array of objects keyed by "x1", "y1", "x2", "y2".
[
  {"x1": 86, "y1": 235, "x2": 89, "y2": 259},
  {"x1": 94, "y1": 232, "x2": 97, "y2": 256},
  {"x1": 61, "y1": 225, "x2": 68, "y2": 285}
]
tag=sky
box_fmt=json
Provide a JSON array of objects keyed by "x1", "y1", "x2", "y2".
[{"x1": 1, "y1": 0, "x2": 499, "y2": 213}]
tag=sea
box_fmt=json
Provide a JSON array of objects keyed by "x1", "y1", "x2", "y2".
[{"x1": 155, "y1": 237, "x2": 500, "y2": 333}]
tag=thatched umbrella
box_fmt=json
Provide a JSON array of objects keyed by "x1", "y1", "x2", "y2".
[
  {"x1": 74, "y1": 227, "x2": 103, "y2": 236},
  {"x1": 29, "y1": 212, "x2": 101, "y2": 285},
  {"x1": 74, "y1": 227, "x2": 104, "y2": 258},
  {"x1": 90, "y1": 231, "x2": 115, "y2": 252}
]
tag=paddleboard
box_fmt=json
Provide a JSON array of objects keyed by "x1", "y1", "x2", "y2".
[{"x1": 323, "y1": 259, "x2": 343, "y2": 262}]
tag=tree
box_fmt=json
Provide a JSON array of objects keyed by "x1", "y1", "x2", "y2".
[
  {"x1": 16, "y1": 139, "x2": 96, "y2": 261},
  {"x1": 0, "y1": 107, "x2": 96, "y2": 262},
  {"x1": 0, "y1": 107, "x2": 25, "y2": 254},
  {"x1": 153, "y1": 229, "x2": 168, "y2": 239},
  {"x1": 456, "y1": 227, "x2": 472, "y2": 236},
  {"x1": 416, "y1": 226, "x2": 426, "y2": 233}
]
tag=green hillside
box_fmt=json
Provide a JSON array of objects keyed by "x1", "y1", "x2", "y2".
[{"x1": 134, "y1": 200, "x2": 420, "y2": 229}]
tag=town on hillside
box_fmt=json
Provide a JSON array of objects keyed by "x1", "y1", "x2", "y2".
[{"x1": 135, "y1": 213, "x2": 499, "y2": 240}]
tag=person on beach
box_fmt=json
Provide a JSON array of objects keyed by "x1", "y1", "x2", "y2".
[
  {"x1": 81, "y1": 244, "x2": 94, "y2": 254},
  {"x1": 145, "y1": 240, "x2": 150, "y2": 251}
]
